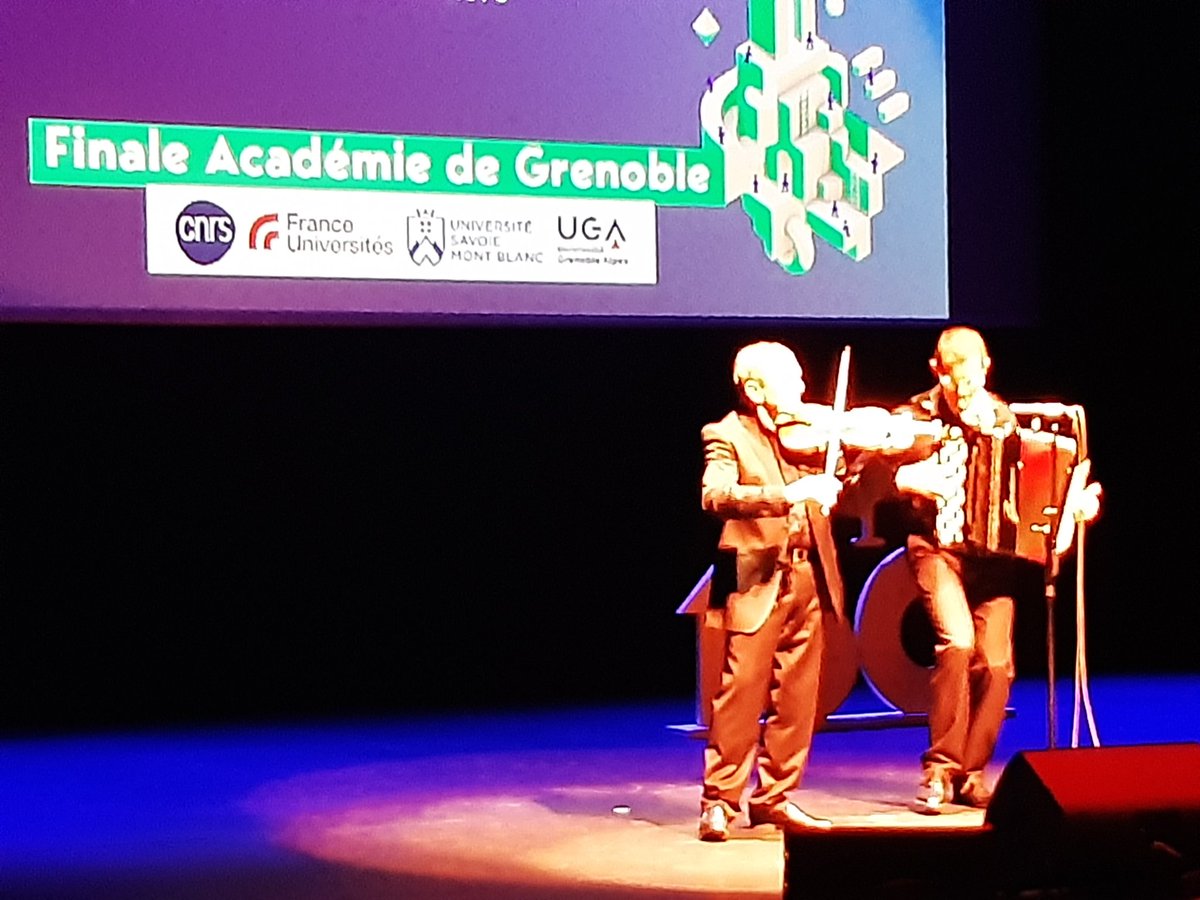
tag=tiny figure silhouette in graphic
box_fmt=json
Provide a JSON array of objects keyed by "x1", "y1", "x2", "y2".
[
  {"x1": 843, "y1": 221, "x2": 851, "y2": 236},
  {"x1": 827, "y1": 91, "x2": 834, "y2": 110},
  {"x1": 806, "y1": 32, "x2": 814, "y2": 50},
  {"x1": 867, "y1": 68, "x2": 874, "y2": 86},
  {"x1": 753, "y1": 174, "x2": 759, "y2": 193},
  {"x1": 707, "y1": 76, "x2": 714, "y2": 93},
  {"x1": 745, "y1": 46, "x2": 752, "y2": 62},
  {"x1": 871, "y1": 152, "x2": 879, "y2": 174},
  {"x1": 781, "y1": 173, "x2": 790, "y2": 193},
  {"x1": 832, "y1": 200, "x2": 839, "y2": 218},
  {"x1": 718, "y1": 125, "x2": 725, "y2": 144}
]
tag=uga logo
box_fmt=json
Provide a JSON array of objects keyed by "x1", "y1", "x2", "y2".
[{"x1": 557, "y1": 216, "x2": 626, "y2": 248}]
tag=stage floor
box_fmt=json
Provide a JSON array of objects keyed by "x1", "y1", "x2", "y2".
[{"x1": 2, "y1": 675, "x2": 1197, "y2": 899}]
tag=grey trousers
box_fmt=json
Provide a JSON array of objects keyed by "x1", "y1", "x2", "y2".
[
  {"x1": 909, "y1": 540, "x2": 1015, "y2": 787},
  {"x1": 702, "y1": 561, "x2": 825, "y2": 813}
]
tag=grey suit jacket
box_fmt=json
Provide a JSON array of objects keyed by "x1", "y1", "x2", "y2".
[{"x1": 701, "y1": 411, "x2": 845, "y2": 633}]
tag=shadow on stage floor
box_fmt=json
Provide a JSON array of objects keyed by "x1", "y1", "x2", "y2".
[{"x1": 2, "y1": 675, "x2": 1198, "y2": 899}]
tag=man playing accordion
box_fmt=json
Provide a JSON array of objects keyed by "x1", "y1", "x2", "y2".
[{"x1": 890, "y1": 326, "x2": 1101, "y2": 814}]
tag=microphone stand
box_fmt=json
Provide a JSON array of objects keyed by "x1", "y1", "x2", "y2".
[
  {"x1": 1041, "y1": 426, "x2": 1065, "y2": 750},
  {"x1": 1027, "y1": 404, "x2": 1094, "y2": 750},
  {"x1": 1044, "y1": 527, "x2": 1061, "y2": 748}
]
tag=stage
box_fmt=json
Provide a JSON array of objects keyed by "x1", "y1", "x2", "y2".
[{"x1": 2, "y1": 675, "x2": 1197, "y2": 899}]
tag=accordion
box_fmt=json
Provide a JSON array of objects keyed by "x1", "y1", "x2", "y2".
[{"x1": 934, "y1": 409, "x2": 1081, "y2": 564}]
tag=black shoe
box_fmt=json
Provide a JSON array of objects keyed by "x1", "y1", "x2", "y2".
[
  {"x1": 698, "y1": 804, "x2": 730, "y2": 842},
  {"x1": 748, "y1": 801, "x2": 832, "y2": 830}
]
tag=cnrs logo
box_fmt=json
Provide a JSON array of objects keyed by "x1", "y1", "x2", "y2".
[
  {"x1": 557, "y1": 216, "x2": 626, "y2": 249},
  {"x1": 250, "y1": 214, "x2": 280, "y2": 250},
  {"x1": 176, "y1": 201, "x2": 235, "y2": 265}
]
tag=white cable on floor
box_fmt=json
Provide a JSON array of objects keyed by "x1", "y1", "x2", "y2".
[
  {"x1": 1072, "y1": 519, "x2": 1101, "y2": 748},
  {"x1": 1070, "y1": 404, "x2": 1101, "y2": 749}
]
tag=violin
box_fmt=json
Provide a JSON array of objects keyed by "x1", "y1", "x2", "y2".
[
  {"x1": 774, "y1": 403, "x2": 944, "y2": 458},
  {"x1": 768, "y1": 345, "x2": 943, "y2": 472}
]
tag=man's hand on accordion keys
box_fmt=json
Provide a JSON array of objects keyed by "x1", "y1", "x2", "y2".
[{"x1": 894, "y1": 455, "x2": 960, "y2": 501}]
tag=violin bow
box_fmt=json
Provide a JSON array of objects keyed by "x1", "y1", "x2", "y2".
[
  {"x1": 824, "y1": 344, "x2": 852, "y2": 479},
  {"x1": 818, "y1": 345, "x2": 851, "y2": 516}
]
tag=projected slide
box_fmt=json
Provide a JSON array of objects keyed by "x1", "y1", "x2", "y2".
[{"x1": 1, "y1": 0, "x2": 946, "y2": 322}]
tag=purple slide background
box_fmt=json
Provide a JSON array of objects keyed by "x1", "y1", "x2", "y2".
[{"x1": 0, "y1": 0, "x2": 946, "y2": 322}]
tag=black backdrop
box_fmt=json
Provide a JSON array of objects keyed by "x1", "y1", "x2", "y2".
[{"x1": 0, "y1": 5, "x2": 1188, "y2": 733}]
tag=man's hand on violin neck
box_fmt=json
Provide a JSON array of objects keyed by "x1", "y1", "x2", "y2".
[{"x1": 784, "y1": 473, "x2": 843, "y2": 509}]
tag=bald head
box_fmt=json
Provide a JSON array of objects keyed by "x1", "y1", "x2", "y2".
[
  {"x1": 935, "y1": 326, "x2": 988, "y2": 365},
  {"x1": 932, "y1": 326, "x2": 991, "y2": 412}
]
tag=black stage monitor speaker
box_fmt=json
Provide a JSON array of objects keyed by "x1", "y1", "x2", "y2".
[{"x1": 986, "y1": 743, "x2": 1200, "y2": 896}]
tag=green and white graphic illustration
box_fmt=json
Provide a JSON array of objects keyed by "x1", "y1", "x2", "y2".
[{"x1": 697, "y1": 0, "x2": 907, "y2": 274}]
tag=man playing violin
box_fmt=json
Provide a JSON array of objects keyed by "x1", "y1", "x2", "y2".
[
  {"x1": 892, "y1": 326, "x2": 1101, "y2": 814},
  {"x1": 696, "y1": 341, "x2": 849, "y2": 841}
]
